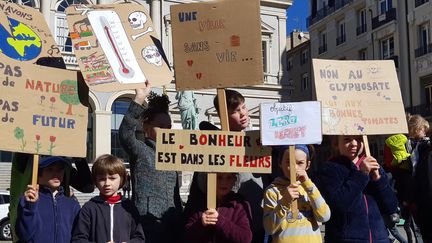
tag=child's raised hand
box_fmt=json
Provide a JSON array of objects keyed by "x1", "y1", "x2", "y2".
[
  {"x1": 359, "y1": 156, "x2": 380, "y2": 175},
  {"x1": 201, "y1": 208, "x2": 219, "y2": 226},
  {"x1": 134, "y1": 81, "x2": 151, "y2": 105},
  {"x1": 286, "y1": 184, "x2": 300, "y2": 202},
  {"x1": 297, "y1": 169, "x2": 309, "y2": 183},
  {"x1": 24, "y1": 184, "x2": 39, "y2": 202}
]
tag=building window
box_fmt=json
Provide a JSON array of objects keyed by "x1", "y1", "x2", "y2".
[
  {"x1": 302, "y1": 73, "x2": 309, "y2": 90},
  {"x1": 287, "y1": 57, "x2": 293, "y2": 70},
  {"x1": 111, "y1": 98, "x2": 132, "y2": 162},
  {"x1": 300, "y1": 50, "x2": 309, "y2": 65},
  {"x1": 359, "y1": 49, "x2": 368, "y2": 60},
  {"x1": 6, "y1": 0, "x2": 36, "y2": 7},
  {"x1": 379, "y1": 0, "x2": 392, "y2": 15},
  {"x1": 319, "y1": 30, "x2": 327, "y2": 54},
  {"x1": 357, "y1": 8, "x2": 367, "y2": 35},
  {"x1": 336, "y1": 20, "x2": 346, "y2": 45},
  {"x1": 425, "y1": 84, "x2": 432, "y2": 108},
  {"x1": 262, "y1": 40, "x2": 270, "y2": 73},
  {"x1": 55, "y1": 0, "x2": 89, "y2": 53},
  {"x1": 380, "y1": 36, "x2": 394, "y2": 59}
]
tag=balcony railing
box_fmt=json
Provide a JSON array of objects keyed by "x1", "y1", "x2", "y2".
[
  {"x1": 336, "y1": 35, "x2": 346, "y2": 46},
  {"x1": 415, "y1": 44, "x2": 432, "y2": 58},
  {"x1": 372, "y1": 8, "x2": 397, "y2": 30},
  {"x1": 415, "y1": 0, "x2": 429, "y2": 7},
  {"x1": 318, "y1": 44, "x2": 327, "y2": 54},
  {"x1": 307, "y1": 0, "x2": 354, "y2": 27},
  {"x1": 356, "y1": 24, "x2": 367, "y2": 35}
]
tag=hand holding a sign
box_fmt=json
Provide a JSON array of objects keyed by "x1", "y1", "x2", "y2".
[
  {"x1": 359, "y1": 156, "x2": 381, "y2": 181},
  {"x1": 134, "y1": 81, "x2": 151, "y2": 105},
  {"x1": 296, "y1": 169, "x2": 310, "y2": 183},
  {"x1": 24, "y1": 184, "x2": 39, "y2": 202},
  {"x1": 201, "y1": 208, "x2": 219, "y2": 226},
  {"x1": 285, "y1": 184, "x2": 300, "y2": 202}
]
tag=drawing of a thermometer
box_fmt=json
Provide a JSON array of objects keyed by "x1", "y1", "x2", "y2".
[{"x1": 99, "y1": 15, "x2": 134, "y2": 78}]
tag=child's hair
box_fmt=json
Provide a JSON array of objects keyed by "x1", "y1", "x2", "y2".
[
  {"x1": 213, "y1": 89, "x2": 245, "y2": 114},
  {"x1": 407, "y1": 114, "x2": 429, "y2": 137},
  {"x1": 276, "y1": 144, "x2": 315, "y2": 165},
  {"x1": 141, "y1": 91, "x2": 171, "y2": 124},
  {"x1": 92, "y1": 154, "x2": 127, "y2": 188}
]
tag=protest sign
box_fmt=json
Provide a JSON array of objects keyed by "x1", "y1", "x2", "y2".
[
  {"x1": 313, "y1": 59, "x2": 408, "y2": 135},
  {"x1": 156, "y1": 129, "x2": 272, "y2": 173},
  {"x1": 66, "y1": 3, "x2": 172, "y2": 92},
  {"x1": 0, "y1": 59, "x2": 88, "y2": 157},
  {"x1": 0, "y1": 1, "x2": 61, "y2": 61},
  {"x1": 260, "y1": 101, "x2": 322, "y2": 145},
  {"x1": 170, "y1": 0, "x2": 263, "y2": 90}
]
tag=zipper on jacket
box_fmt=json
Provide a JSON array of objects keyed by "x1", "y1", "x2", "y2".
[
  {"x1": 110, "y1": 204, "x2": 114, "y2": 242},
  {"x1": 52, "y1": 194, "x2": 57, "y2": 243}
]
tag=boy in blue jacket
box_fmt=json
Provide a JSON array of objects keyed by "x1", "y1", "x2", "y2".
[{"x1": 16, "y1": 156, "x2": 81, "y2": 243}]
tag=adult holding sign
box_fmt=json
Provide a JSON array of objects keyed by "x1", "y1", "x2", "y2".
[
  {"x1": 312, "y1": 59, "x2": 401, "y2": 243},
  {"x1": 119, "y1": 81, "x2": 182, "y2": 243}
]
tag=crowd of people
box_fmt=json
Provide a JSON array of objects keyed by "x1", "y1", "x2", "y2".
[{"x1": 11, "y1": 84, "x2": 432, "y2": 243}]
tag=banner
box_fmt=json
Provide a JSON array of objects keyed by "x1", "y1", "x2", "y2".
[
  {"x1": 0, "y1": 59, "x2": 88, "y2": 157},
  {"x1": 260, "y1": 101, "x2": 322, "y2": 145},
  {"x1": 312, "y1": 59, "x2": 408, "y2": 135},
  {"x1": 66, "y1": 3, "x2": 172, "y2": 92},
  {"x1": 156, "y1": 129, "x2": 271, "y2": 173},
  {"x1": 171, "y1": 0, "x2": 263, "y2": 90}
]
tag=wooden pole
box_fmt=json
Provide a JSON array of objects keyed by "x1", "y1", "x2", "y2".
[
  {"x1": 207, "y1": 88, "x2": 230, "y2": 209},
  {"x1": 31, "y1": 155, "x2": 39, "y2": 188},
  {"x1": 289, "y1": 145, "x2": 298, "y2": 220},
  {"x1": 362, "y1": 135, "x2": 371, "y2": 157}
]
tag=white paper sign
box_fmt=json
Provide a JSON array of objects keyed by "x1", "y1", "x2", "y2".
[{"x1": 260, "y1": 101, "x2": 322, "y2": 145}]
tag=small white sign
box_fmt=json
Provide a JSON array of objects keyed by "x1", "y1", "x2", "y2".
[{"x1": 260, "y1": 101, "x2": 322, "y2": 145}]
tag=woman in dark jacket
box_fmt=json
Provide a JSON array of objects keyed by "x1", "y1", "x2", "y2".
[{"x1": 317, "y1": 135, "x2": 398, "y2": 243}]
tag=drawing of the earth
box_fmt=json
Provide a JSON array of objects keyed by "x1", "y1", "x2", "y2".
[{"x1": 0, "y1": 17, "x2": 42, "y2": 61}]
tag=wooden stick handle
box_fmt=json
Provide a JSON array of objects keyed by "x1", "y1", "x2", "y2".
[
  {"x1": 31, "y1": 155, "x2": 39, "y2": 188},
  {"x1": 362, "y1": 135, "x2": 371, "y2": 157},
  {"x1": 289, "y1": 145, "x2": 298, "y2": 219}
]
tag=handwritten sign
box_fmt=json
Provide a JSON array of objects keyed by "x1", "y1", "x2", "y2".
[
  {"x1": 66, "y1": 3, "x2": 172, "y2": 92},
  {"x1": 0, "y1": 1, "x2": 61, "y2": 61},
  {"x1": 260, "y1": 102, "x2": 322, "y2": 145},
  {"x1": 0, "y1": 57, "x2": 88, "y2": 157},
  {"x1": 312, "y1": 59, "x2": 408, "y2": 135},
  {"x1": 170, "y1": 0, "x2": 263, "y2": 90},
  {"x1": 156, "y1": 129, "x2": 271, "y2": 173}
]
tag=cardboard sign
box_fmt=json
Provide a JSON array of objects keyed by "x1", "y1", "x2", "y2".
[
  {"x1": 66, "y1": 4, "x2": 172, "y2": 92},
  {"x1": 0, "y1": 58, "x2": 88, "y2": 157},
  {"x1": 156, "y1": 129, "x2": 271, "y2": 173},
  {"x1": 0, "y1": 1, "x2": 61, "y2": 61},
  {"x1": 260, "y1": 101, "x2": 322, "y2": 145},
  {"x1": 170, "y1": 0, "x2": 263, "y2": 90},
  {"x1": 312, "y1": 59, "x2": 408, "y2": 135}
]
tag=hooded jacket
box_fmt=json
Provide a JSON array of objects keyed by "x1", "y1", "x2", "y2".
[
  {"x1": 263, "y1": 177, "x2": 330, "y2": 243},
  {"x1": 317, "y1": 156, "x2": 398, "y2": 243},
  {"x1": 71, "y1": 195, "x2": 145, "y2": 243},
  {"x1": 16, "y1": 186, "x2": 80, "y2": 243}
]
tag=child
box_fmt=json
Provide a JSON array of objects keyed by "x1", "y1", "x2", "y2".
[
  {"x1": 119, "y1": 82, "x2": 181, "y2": 243},
  {"x1": 263, "y1": 145, "x2": 330, "y2": 243},
  {"x1": 16, "y1": 156, "x2": 81, "y2": 243},
  {"x1": 71, "y1": 154, "x2": 145, "y2": 243},
  {"x1": 184, "y1": 173, "x2": 253, "y2": 243},
  {"x1": 317, "y1": 135, "x2": 398, "y2": 243}
]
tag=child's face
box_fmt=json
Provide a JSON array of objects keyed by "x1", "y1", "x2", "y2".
[
  {"x1": 216, "y1": 173, "x2": 236, "y2": 199},
  {"x1": 410, "y1": 127, "x2": 426, "y2": 141},
  {"x1": 95, "y1": 173, "x2": 121, "y2": 197},
  {"x1": 38, "y1": 162, "x2": 65, "y2": 190},
  {"x1": 337, "y1": 135, "x2": 364, "y2": 161},
  {"x1": 279, "y1": 149, "x2": 310, "y2": 179},
  {"x1": 228, "y1": 102, "x2": 249, "y2": 131},
  {"x1": 144, "y1": 113, "x2": 172, "y2": 141}
]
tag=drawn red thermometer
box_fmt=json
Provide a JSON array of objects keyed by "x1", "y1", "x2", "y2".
[{"x1": 99, "y1": 16, "x2": 134, "y2": 78}]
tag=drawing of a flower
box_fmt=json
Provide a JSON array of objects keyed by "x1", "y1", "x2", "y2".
[
  {"x1": 50, "y1": 97, "x2": 56, "y2": 112},
  {"x1": 14, "y1": 127, "x2": 26, "y2": 151},
  {"x1": 35, "y1": 134, "x2": 42, "y2": 153},
  {"x1": 48, "y1": 135, "x2": 56, "y2": 155}
]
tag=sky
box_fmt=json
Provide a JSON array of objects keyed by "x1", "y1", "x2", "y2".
[{"x1": 286, "y1": 1, "x2": 310, "y2": 34}]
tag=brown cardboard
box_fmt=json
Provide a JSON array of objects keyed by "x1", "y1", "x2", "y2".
[
  {"x1": 170, "y1": 0, "x2": 264, "y2": 90},
  {"x1": 312, "y1": 59, "x2": 408, "y2": 135},
  {"x1": 0, "y1": 58, "x2": 88, "y2": 157},
  {"x1": 66, "y1": 3, "x2": 172, "y2": 92},
  {"x1": 155, "y1": 129, "x2": 272, "y2": 173},
  {"x1": 0, "y1": 1, "x2": 61, "y2": 61}
]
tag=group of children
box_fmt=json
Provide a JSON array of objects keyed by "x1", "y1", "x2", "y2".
[{"x1": 14, "y1": 83, "x2": 419, "y2": 243}]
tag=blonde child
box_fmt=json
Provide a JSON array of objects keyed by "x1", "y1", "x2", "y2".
[
  {"x1": 263, "y1": 145, "x2": 330, "y2": 243},
  {"x1": 318, "y1": 135, "x2": 398, "y2": 243},
  {"x1": 72, "y1": 154, "x2": 145, "y2": 243}
]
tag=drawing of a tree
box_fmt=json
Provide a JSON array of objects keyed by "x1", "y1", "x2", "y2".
[{"x1": 60, "y1": 80, "x2": 80, "y2": 115}]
